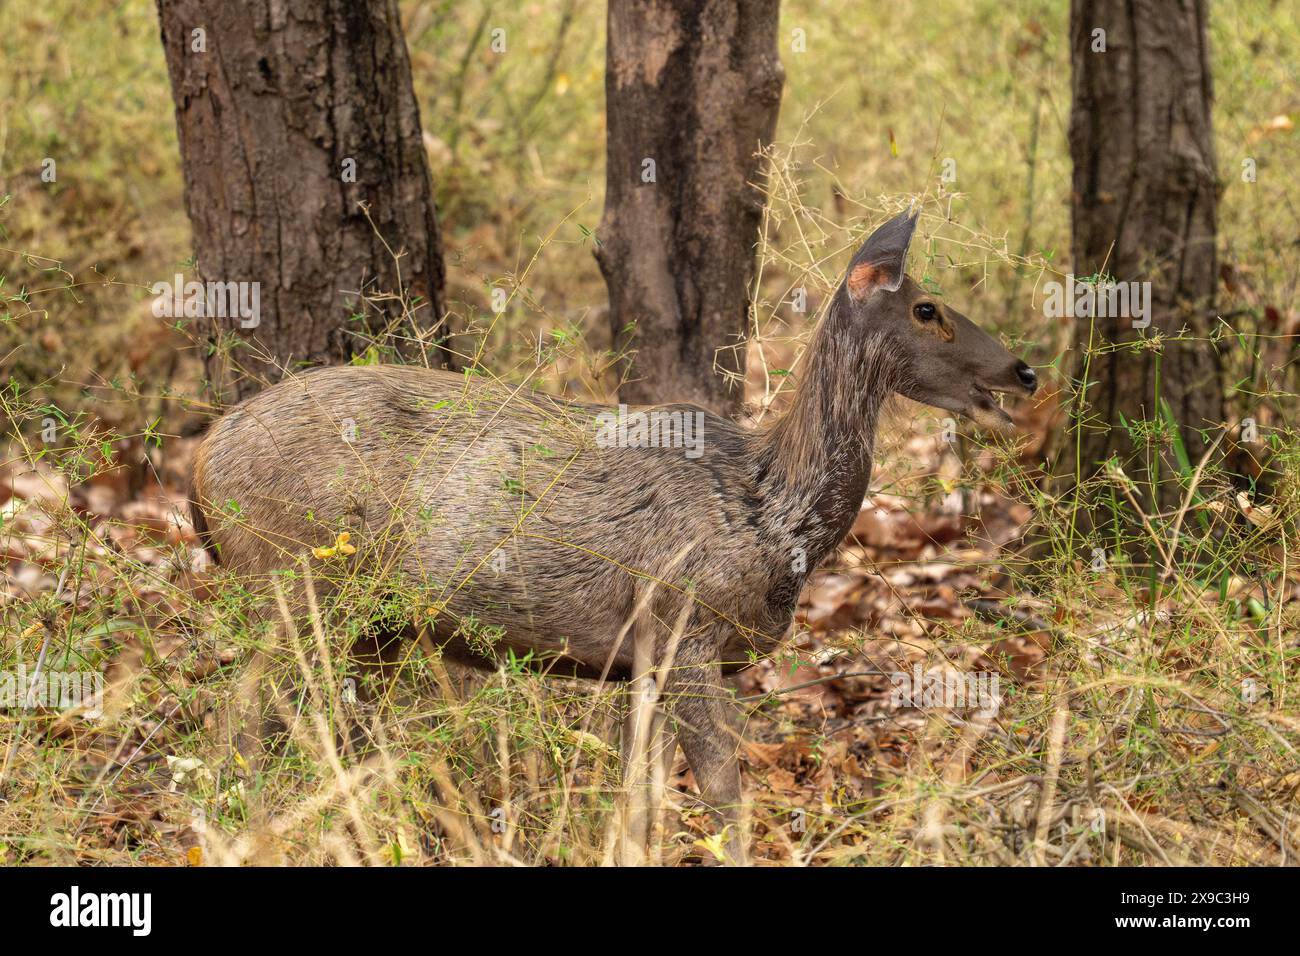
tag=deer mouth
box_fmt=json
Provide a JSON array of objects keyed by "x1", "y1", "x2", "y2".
[{"x1": 967, "y1": 384, "x2": 1014, "y2": 431}]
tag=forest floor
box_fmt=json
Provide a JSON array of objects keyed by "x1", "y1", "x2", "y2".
[{"x1": 2, "y1": 394, "x2": 1295, "y2": 867}]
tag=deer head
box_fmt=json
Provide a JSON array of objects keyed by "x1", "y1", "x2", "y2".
[{"x1": 845, "y1": 209, "x2": 1037, "y2": 429}]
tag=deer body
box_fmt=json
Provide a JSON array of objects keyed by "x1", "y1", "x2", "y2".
[
  {"x1": 193, "y1": 363, "x2": 839, "y2": 674},
  {"x1": 191, "y1": 211, "x2": 1036, "y2": 862}
]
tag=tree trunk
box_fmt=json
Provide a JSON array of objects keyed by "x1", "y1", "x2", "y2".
[
  {"x1": 597, "y1": 0, "x2": 783, "y2": 416},
  {"x1": 156, "y1": 0, "x2": 450, "y2": 405},
  {"x1": 1056, "y1": 0, "x2": 1223, "y2": 549}
]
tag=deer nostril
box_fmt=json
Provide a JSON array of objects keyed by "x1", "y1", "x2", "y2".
[{"x1": 1015, "y1": 362, "x2": 1038, "y2": 394}]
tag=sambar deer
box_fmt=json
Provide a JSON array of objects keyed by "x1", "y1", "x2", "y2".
[{"x1": 190, "y1": 209, "x2": 1036, "y2": 863}]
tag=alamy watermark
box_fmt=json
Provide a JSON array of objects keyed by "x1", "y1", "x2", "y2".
[
  {"x1": 1, "y1": 664, "x2": 104, "y2": 719},
  {"x1": 889, "y1": 666, "x2": 1000, "y2": 716},
  {"x1": 1043, "y1": 274, "x2": 1151, "y2": 329},
  {"x1": 595, "y1": 404, "x2": 705, "y2": 459},
  {"x1": 151, "y1": 273, "x2": 260, "y2": 328},
  {"x1": 50, "y1": 886, "x2": 151, "y2": 936}
]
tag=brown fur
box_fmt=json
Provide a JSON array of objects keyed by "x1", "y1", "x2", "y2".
[{"x1": 847, "y1": 261, "x2": 884, "y2": 299}]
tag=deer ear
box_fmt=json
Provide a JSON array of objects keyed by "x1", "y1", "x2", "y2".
[{"x1": 846, "y1": 208, "x2": 919, "y2": 300}]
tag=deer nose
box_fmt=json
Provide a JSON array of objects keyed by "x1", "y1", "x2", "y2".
[{"x1": 1014, "y1": 361, "x2": 1038, "y2": 394}]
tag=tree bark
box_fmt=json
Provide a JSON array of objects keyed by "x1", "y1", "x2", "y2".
[
  {"x1": 597, "y1": 0, "x2": 783, "y2": 416},
  {"x1": 156, "y1": 0, "x2": 450, "y2": 405},
  {"x1": 1056, "y1": 0, "x2": 1223, "y2": 542}
]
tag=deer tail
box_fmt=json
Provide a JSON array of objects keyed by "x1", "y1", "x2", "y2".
[{"x1": 189, "y1": 476, "x2": 219, "y2": 565}]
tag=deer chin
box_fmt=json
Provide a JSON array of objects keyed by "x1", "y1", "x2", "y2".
[{"x1": 965, "y1": 385, "x2": 1015, "y2": 432}]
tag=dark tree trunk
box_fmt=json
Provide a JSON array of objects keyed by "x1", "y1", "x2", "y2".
[
  {"x1": 1056, "y1": 0, "x2": 1223, "y2": 544},
  {"x1": 597, "y1": 0, "x2": 783, "y2": 416},
  {"x1": 156, "y1": 0, "x2": 450, "y2": 405}
]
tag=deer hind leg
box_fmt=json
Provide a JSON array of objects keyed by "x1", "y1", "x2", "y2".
[
  {"x1": 229, "y1": 575, "x2": 413, "y2": 766},
  {"x1": 340, "y1": 619, "x2": 418, "y2": 754},
  {"x1": 663, "y1": 623, "x2": 748, "y2": 865},
  {"x1": 222, "y1": 588, "x2": 301, "y2": 770}
]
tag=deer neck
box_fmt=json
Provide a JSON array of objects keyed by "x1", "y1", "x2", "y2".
[{"x1": 754, "y1": 296, "x2": 896, "y2": 565}]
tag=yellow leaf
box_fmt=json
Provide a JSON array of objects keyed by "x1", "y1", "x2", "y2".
[
  {"x1": 693, "y1": 832, "x2": 729, "y2": 863},
  {"x1": 314, "y1": 531, "x2": 357, "y2": 559},
  {"x1": 565, "y1": 728, "x2": 617, "y2": 757},
  {"x1": 186, "y1": 846, "x2": 202, "y2": 866}
]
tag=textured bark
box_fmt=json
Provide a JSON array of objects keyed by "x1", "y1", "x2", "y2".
[
  {"x1": 597, "y1": 0, "x2": 783, "y2": 416},
  {"x1": 156, "y1": 0, "x2": 449, "y2": 405},
  {"x1": 1057, "y1": 0, "x2": 1223, "y2": 527}
]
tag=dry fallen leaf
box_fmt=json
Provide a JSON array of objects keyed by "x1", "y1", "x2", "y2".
[{"x1": 1236, "y1": 491, "x2": 1278, "y2": 529}]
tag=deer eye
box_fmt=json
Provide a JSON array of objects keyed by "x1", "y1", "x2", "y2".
[{"x1": 914, "y1": 302, "x2": 938, "y2": 322}]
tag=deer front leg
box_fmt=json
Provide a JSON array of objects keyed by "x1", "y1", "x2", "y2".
[{"x1": 663, "y1": 627, "x2": 748, "y2": 865}]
